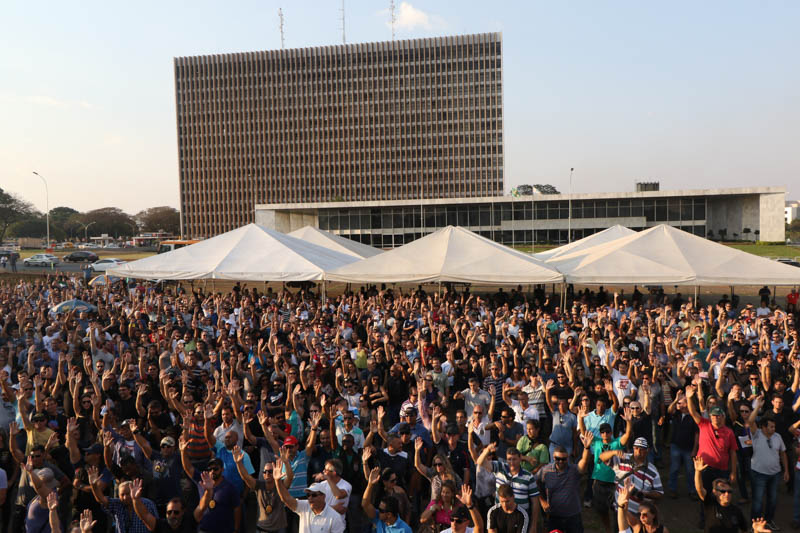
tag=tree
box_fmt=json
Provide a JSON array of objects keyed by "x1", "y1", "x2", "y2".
[
  {"x1": 49, "y1": 207, "x2": 82, "y2": 238},
  {"x1": 0, "y1": 187, "x2": 37, "y2": 243},
  {"x1": 742, "y1": 227, "x2": 752, "y2": 241},
  {"x1": 516, "y1": 184, "x2": 534, "y2": 196},
  {"x1": 8, "y1": 217, "x2": 65, "y2": 240},
  {"x1": 83, "y1": 208, "x2": 138, "y2": 238},
  {"x1": 134, "y1": 206, "x2": 180, "y2": 235},
  {"x1": 532, "y1": 184, "x2": 560, "y2": 194}
]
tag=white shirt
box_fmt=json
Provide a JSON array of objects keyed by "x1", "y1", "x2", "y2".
[
  {"x1": 441, "y1": 528, "x2": 473, "y2": 533},
  {"x1": 295, "y1": 499, "x2": 345, "y2": 533},
  {"x1": 510, "y1": 399, "x2": 539, "y2": 424},
  {"x1": 308, "y1": 478, "x2": 352, "y2": 512}
]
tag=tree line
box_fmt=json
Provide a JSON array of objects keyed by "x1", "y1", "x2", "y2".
[{"x1": 0, "y1": 187, "x2": 180, "y2": 244}]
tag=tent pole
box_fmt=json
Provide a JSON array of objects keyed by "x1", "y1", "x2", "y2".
[
  {"x1": 321, "y1": 281, "x2": 327, "y2": 305},
  {"x1": 694, "y1": 285, "x2": 698, "y2": 305},
  {"x1": 438, "y1": 281, "x2": 441, "y2": 298}
]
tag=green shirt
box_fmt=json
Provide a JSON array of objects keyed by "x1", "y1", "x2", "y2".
[
  {"x1": 516, "y1": 436, "x2": 549, "y2": 472},
  {"x1": 590, "y1": 437, "x2": 623, "y2": 482}
]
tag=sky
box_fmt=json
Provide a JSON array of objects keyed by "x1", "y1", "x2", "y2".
[{"x1": 1, "y1": 1, "x2": 798, "y2": 215}]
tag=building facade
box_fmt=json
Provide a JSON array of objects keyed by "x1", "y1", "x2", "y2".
[
  {"x1": 175, "y1": 33, "x2": 504, "y2": 238},
  {"x1": 255, "y1": 186, "x2": 787, "y2": 247}
]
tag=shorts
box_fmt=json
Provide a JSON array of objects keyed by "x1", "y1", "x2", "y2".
[{"x1": 592, "y1": 480, "x2": 615, "y2": 513}]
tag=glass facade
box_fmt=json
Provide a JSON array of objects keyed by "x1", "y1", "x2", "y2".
[{"x1": 317, "y1": 196, "x2": 708, "y2": 248}]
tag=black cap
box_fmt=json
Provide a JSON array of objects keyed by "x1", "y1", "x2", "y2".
[
  {"x1": 452, "y1": 506, "x2": 470, "y2": 520},
  {"x1": 598, "y1": 423, "x2": 613, "y2": 434},
  {"x1": 83, "y1": 443, "x2": 103, "y2": 455},
  {"x1": 445, "y1": 424, "x2": 460, "y2": 435}
]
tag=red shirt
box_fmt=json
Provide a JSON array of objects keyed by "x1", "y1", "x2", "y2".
[
  {"x1": 697, "y1": 418, "x2": 737, "y2": 471},
  {"x1": 788, "y1": 292, "x2": 799, "y2": 305}
]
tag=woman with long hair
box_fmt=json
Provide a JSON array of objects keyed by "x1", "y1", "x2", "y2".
[
  {"x1": 617, "y1": 484, "x2": 669, "y2": 533},
  {"x1": 420, "y1": 479, "x2": 461, "y2": 530},
  {"x1": 414, "y1": 438, "x2": 463, "y2": 499}
]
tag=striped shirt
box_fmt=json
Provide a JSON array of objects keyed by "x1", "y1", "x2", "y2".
[
  {"x1": 491, "y1": 460, "x2": 540, "y2": 513},
  {"x1": 281, "y1": 450, "x2": 309, "y2": 498},
  {"x1": 611, "y1": 453, "x2": 663, "y2": 514}
]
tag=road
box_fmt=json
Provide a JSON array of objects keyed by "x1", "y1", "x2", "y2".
[{"x1": 3, "y1": 261, "x2": 101, "y2": 275}]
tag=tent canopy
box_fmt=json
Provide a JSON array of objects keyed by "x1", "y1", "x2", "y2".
[
  {"x1": 288, "y1": 226, "x2": 383, "y2": 258},
  {"x1": 108, "y1": 223, "x2": 358, "y2": 281},
  {"x1": 326, "y1": 226, "x2": 564, "y2": 284},
  {"x1": 549, "y1": 224, "x2": 800, "y2": 286},
  {"x1": 534, "y1": 225, "x2": 636, "y2": 261}
]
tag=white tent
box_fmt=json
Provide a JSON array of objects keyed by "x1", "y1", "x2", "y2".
[
  {"x1": 108, "y1": 223, "x2": 358, "y2": 281},
  {"x1": 288, "y1": 226, "x2": 384, "y2": 258},
  {"x1": 326, "y1": 226, "x2": 564, "y2": 284},
  {"x1": 549, "y1": 224, "x2": 800, "y2": 286},
  {"x1": 534, "y1": 225, "x2": 636, "y2": 261}
]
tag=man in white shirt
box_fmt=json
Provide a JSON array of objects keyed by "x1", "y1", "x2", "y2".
[
  {"x1": 275, "y1": 456, "x2": 345, "y2": 533},
  {"x1": 308, "y1": 459, "x2": 352, "y2": 514}
]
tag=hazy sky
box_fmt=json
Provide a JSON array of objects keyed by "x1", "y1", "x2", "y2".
[{"x1": 2, "y1": 1, "x2": 798, "y2": 215}]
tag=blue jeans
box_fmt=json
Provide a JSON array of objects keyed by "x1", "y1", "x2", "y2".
[
  {"x1": 751, "y1": 470, "x2": 780, "y2": 522},
  {"x1": 668, "y1": 446, "x2": 695, "y2": 495},
  {"x1": 794, "y1": 469, "x2": 800, "y2": 521}
]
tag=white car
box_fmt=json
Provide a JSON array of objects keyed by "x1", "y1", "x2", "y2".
[
  {"x1": 90, "y1": 258, "x2": 127, "y2": 272},
  {"x1": 23, "y1": 254, "x2": 59, "y2": 267}
]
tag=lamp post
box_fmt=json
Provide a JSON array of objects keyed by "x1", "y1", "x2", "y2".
[
  {"x1": 32, "y1": 172, "x2": 50, "y2": 248},
  {"x1": 81, "y1": 222, "x2": 97, "y2": 244},
  {"x1": 567, "y1": 168, "x2": 574, "y2": 244}
]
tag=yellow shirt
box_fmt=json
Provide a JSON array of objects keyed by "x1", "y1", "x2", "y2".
[{"x1": 26, "y1": 427, "x2": 55, "y2": 455}]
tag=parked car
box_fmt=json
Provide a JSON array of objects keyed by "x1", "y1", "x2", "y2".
[
  {"x1": 777, "y1": 258, "x2": 800, "y2": 268},
  {"x1": 63, "y1": 251, "x2": 99, "y2": 263},
  {"x1": 23, "y1": 254, "x2": 59, "y2": 267},
  {"x1": 90, "y1": 258, "x2": 127, "y2": 272},
  {"x1": 104, "y1": 243, "x2": 120, "y2": 249}
]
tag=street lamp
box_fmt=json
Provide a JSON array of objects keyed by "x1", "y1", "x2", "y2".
[
  {"x1": 80, "y1": 222, "x2": 97, "y2": 243},
  {"x1": 32, "y1": 171, "x2": 50, "y2": 248}
]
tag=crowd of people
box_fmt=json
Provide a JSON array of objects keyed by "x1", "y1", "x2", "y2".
[{"x1": 0, "y1": 273, "x2": 798, "y2": 533}]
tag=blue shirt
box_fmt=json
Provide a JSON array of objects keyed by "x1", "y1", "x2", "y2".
[
  {"x1": 214, "y1": 441, "x2": 255, "y2": 494},
  {"x1": 197, "y1": 477, "x2": 239, "y2": 533},
  {"x1": 583, "y1": 409, "x2": 616, "y2": 439},
  {"x1": 549, "y1": 411, "x2": 578, "y2": 452},
  {"x1": 372, "y1": 515, "x2": 413, "y2": 533},
  {"x1": 106, "y1": 497, "x2": 158, "y2": 533},
  {"x1": 280, "y1": 450, "x2": 309, "y2": 498},
  {"x1": 389, "y1": 422, "x2": 432, "y2": 446}
]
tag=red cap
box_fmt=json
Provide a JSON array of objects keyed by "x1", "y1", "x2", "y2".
[{"x1": 283, "y1": 436, "x2": 299, "y2": 447}]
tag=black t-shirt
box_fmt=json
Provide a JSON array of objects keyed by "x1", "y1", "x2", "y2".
[
  {"x1": 488, "y1": 505, "x2": 528, "y2": 533},
  {"x1": 153, "y1": 515, "x2": 198, "y2": 533},
  {"x1": 436, "y1": 440, "x2": 471, "y2": 478},
  {"x1": 704, "y1": 497, "x2": 746, "y2": 533}
]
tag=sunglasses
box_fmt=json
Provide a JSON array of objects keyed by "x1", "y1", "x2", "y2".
[
  {"x1": 166, "y1": 510, "x2": 181, "y2": 516},
  {"x1": 433, "y1": 462, "x2": 444, "y2": 467},
  {"x1": 554, "y1": 456, "x2": 568, "y2": 462},
  {"x1": 717, "y1": 488, "x2": 733, "y2": 494},
  {"x1": 451, "y1": 518, "x2": 467, "y2": 524}
]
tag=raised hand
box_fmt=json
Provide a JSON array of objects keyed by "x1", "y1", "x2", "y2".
[
  {"x1": 257, "y1": 410, "x2": 269, "y2": 427},
  {"x1": 457, "y1": 483, "x2": 473, "y2": 508},
  {"x1": 363, "y1": 446, "x2": 374, "y2": 463},
  {"x1": 377, "y1": 405, "x2": 386, "y2": 420},
  {"x1": 367, "y1": 466, "x2": 381, "y2": 485},
  {"x1": 693, "y1": 456, "x2": 707, "y2": 472},
  {"x1": 47, "y1": 491, "x2": 59, "y2": 511},
  {"x1": 752, "y1": 518, "x2": 770, "y2": 533},
  {"x1": 131, "y1": 478, "x2": 144, "y2": 499},
  {"x1": 232, "y1": 445, "x2": 244, "y2": 463},
  {"x1": 199, "y1": 470, "x2": 215, "y2": 491},
  {"x1": 414, "y1": 436, "x2": 424, "y2": 451},
  {"x1": 581, "y1": 432, "x2": 594, "y2": 449},
  {"x1": 9, "y1": 421, "x2": 19, "y2": 436},
  {"x1": 87, "y1": 465, "x2": 100, "y2": 485}
]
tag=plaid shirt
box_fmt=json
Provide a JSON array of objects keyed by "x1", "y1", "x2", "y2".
[{"x1": 105, "y1": 497, "x2": 158, "y2": 533}]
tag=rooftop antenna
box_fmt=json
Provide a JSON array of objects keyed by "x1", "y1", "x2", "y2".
[
  {"x1": 390, "y1": 0, "x2": 396, "y2": 40},
  {"x1": 278, "y1": 8, "x2": 285, "y2": 49},
  {"x1": 340, "y1": 0, "x2": 346, "y2": 44}
]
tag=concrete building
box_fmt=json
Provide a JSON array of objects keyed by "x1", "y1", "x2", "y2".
[
  {"x1": 255, "y1": 186, "x2": 786, "y2": 247},
  {"x1": 175, "y1": 33, "x2": 504, "y2": 238}
]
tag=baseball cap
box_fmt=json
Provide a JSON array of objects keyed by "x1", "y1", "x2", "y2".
[
  {"x1": 160, "y1": 437, "x2": 176, "y2": 447},
  {"x1": 32, "y1": 412, "x2": 47, "y2": 422},
  {"x1": 633, "y1": 437, "x2": 649, "y2": 449},
  {"x1": 445, "y1": 424, "x2": 460, "y2": 435},
  {"x1": 452, "y1": 506, "x2": 470, "y2": 520},
  {"x1": 83, "y1": 443, "x2": 103, "y2": 455},
  {"x1": 709, "y1": 406, "x2": 725, "y2": 416},
  {"x1": 396, "y1": 422, "x2": 411, "y2": 434},
  {"x1": 598, "y1": 423, "x2": 613, "y2": 434},
  {"x1": 283, "y1": 436, "x2": 299, "y2": 447},
  {"x1": 401, "y1": 405, "x2": 417, "y2": 417}
]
